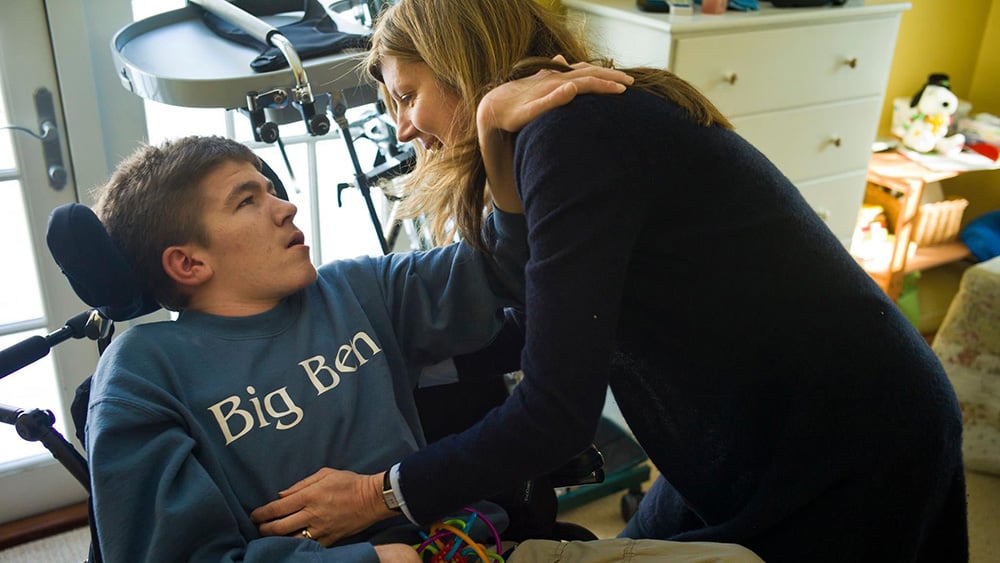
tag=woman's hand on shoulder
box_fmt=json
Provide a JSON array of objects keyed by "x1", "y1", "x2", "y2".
[
  {"x1": 478, "y1": 55, "x2": 633, "y2": 213},
  {"x1": 477, "y1": 55, "x2": 633, "y2": 135}
]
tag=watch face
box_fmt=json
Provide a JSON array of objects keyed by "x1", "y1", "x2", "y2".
[
  {"x1": 383, "y1": 472, "x2": 402, "y2": 510},
  {"x1": 384, "y1": 493, "x2": 400, "y2": 509},
  {"x1": 383, "y1": 489, "x2": 401, "y2": 510}
]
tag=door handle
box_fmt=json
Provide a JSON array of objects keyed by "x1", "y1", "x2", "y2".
[
  {"x1": 0, "y1": 88, "x2": 67, "y2": 190},
  {"x1": 34, "y1": 88, "x2": 67, "y2": 190}
]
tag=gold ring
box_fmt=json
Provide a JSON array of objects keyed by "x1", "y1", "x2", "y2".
[{"x1": 300, "y1": 529, "x2": 313, "y2": 540}]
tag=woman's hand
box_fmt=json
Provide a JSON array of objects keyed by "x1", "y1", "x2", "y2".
[
  {"x1": 477, "y1": 55, "x2": 634, "y2": 213},
  {"x1": 250, "y1": 467, "x2": 393, "y2": 546},
  {"x1": 478, "y1": 56, "x2": 633, "y2": 135}
]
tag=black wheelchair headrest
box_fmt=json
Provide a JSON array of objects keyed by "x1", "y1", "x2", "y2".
[
  {"x1": 45, "y1": 158, "x2": 288, "y2": 322},
  {"x1": 46, "y1": 203, "x2": 159, "y2": 321}
]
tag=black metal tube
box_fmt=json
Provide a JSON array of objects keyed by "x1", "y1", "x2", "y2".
[
  {"x1": 0, "y1": 335, "x2": 49, "y2": 381},
  {"x1": 12, "y1": 409, "x2": 90, "y2": 491},
  {"x1": 1, "y1": 309, "x2": 98, "y2": 380}
]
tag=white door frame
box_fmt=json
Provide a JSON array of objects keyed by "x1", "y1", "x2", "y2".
[{"x1": 0, "y1": 0, "x2": 146, "y2": 523}]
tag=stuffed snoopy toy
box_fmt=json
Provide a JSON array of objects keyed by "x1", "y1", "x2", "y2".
[{"x1": 898, "y1": 73, "x2": 966, "y2": 155}]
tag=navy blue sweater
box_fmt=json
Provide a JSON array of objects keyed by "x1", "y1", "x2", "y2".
[{"x1": 399, "y1": 88, "x2": 967, "y2": 562}]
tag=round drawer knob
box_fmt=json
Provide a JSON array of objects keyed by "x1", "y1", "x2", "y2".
[
  {"x1": 844, "y1": 57, "x2": 858, "y2": 69},
  {"x1": 830, "y1": 135, "x2": 843, "y2": 147},
  {"x1": 723, "y1": 72, "x2": 738, "y2": 85}
]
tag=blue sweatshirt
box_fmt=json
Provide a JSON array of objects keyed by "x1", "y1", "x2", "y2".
[
  {"x1": 86, "y1": 211, "x2": 526, "y2": 562},
  {"x1": 396, "y1": 88, "x2": 968, "y2": 561}
]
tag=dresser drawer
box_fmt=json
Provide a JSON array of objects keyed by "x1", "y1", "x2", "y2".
[
  {"x1": 731, "y1": 97, "x2": 881, "y2": 182},
  {"x1": 794, "y1": 170, "x2": 869, "y2": 245},
  {"x1": 671, "y1": 18, "x2": 898, "y2": 117}
]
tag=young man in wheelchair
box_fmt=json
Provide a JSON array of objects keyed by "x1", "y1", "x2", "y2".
[
  {"x1": 85, "y1": 134, "x2": 530, "y2": 562},
  {"x1": 82, "y1": 61, "x2": 642, "y2": 561}
]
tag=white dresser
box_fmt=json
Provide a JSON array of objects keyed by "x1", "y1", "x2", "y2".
[{"x1": 561, "y1": 0, "x2": 910, "y2": 246}]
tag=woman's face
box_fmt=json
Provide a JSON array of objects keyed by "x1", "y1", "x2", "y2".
[{"x1": 379, "y1": 56, "x2": 463, "y2": 150}]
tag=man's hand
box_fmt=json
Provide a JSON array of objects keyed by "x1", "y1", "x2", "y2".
[
  {"x1": 477, "y1": 55, "x2": 634, "y2": 213},
  {"x1": 250, "y1": 467, "x2": 394, "y2": 546},
  {"x1": 375, "y1": 544, "x2": 422, "y2": 562}
]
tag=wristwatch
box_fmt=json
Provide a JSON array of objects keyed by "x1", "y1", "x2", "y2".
[{"x1": 382, "y1": 470, "x2": 402, "y2": 512}]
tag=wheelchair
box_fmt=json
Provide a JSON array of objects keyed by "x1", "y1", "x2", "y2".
[{"x1": 0, "y1": 156, "x2": 608, "y2": 562}]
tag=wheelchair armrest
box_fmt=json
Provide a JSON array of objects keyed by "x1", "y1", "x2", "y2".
[{"x1": 549, "y1": 445, "x2": 605, "y2": 488}]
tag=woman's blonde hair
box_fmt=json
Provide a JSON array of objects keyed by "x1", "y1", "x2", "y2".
[{"x1": 366, "y1": 0, "x2": 730, "y2": 250}]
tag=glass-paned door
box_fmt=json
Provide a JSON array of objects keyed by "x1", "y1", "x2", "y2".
[{"x1": 0, "y1": 0, "x2": 98, "y2": 523}]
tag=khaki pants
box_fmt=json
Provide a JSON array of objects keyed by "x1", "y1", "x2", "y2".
[{"x1": 507, "y1": 538, "x2": 764, "y2": 563}]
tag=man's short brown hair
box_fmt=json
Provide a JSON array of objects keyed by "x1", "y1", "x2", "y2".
[{"x1": 93, "y1": 136, "x2": 260, "y2": 311}]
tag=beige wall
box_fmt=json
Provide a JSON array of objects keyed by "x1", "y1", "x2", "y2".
[
  {"x1": 955, "y1": 1, "x2": 1000, "y2": 224},
  {"x1": 969, "y1": 2, "x2": 1000, "y2": 115}
]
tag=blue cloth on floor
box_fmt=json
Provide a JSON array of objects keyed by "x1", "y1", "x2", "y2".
[
  {"x1": 961, "y1": 209, "x2": 1000, "y2": 261},
  {"x1": 693, "y1": 0, "x2": 760, "y2": 10}
]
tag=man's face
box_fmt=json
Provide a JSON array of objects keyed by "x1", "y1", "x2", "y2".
[{"x1": 192, "y1": 160, "x2": 317, "y2": 313}]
